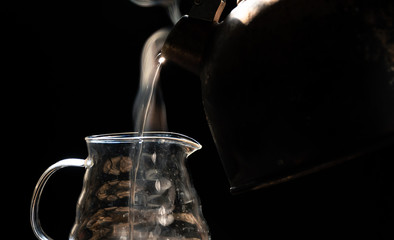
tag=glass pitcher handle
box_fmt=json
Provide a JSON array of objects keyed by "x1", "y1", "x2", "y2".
[{"x1": 30, "y1": 158, "x2": 86, "y2": 240}]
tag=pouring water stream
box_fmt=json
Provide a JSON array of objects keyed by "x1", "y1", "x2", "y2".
[
  {"x1": 130, "y1": 54, "x2": 165, "y2": 239},
  {"x1": 119, "y1": 0, "x2": 180, "y2": 237}
]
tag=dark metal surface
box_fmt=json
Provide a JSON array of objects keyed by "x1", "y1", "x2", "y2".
[
  {"x1": 163, "y1": 0, "x2": 394, "y2": 193},
  {"x1": 162, "y1": 16, "x2": 216, "y2": 74}
]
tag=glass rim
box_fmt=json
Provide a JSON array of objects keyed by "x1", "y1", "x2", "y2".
[{"x1": 85, "y1": 131, "x2": 202, "y2": 149}]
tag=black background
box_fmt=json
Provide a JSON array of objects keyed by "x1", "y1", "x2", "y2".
[{"x1": 2, "y1": 0, "x2": 393, "y2": 239}]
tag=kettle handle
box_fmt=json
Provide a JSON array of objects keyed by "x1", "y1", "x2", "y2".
[{"x1": 30, "y1": 158, "x2": 86, "y2": 240}]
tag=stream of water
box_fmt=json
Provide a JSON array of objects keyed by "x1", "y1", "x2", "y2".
[{"x1": 129, "y1": 28, "x2": 170, "y2": 239}]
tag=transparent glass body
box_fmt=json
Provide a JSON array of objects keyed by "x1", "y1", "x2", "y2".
[{"x1": 31, "y1": 132, "x2": 209, "y2": 240}]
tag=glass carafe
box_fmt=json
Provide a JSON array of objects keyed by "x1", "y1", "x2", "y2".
[{"x1": 31, "y1": 132, "x2": 209, "y2": 240}]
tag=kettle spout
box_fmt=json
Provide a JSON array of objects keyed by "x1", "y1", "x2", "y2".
[{"x1": 161, "y1": 16, "x2": 216, "y2": 75}]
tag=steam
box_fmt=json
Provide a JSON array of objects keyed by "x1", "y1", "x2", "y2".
[
  {"x1": 132, "y1": 28, "x2": 170, "y2": 133},
  {"x1": 166, "y1": 0, "x2": 182, "y2": 24},
  {"x1": 131, "y1": 0, "x2": 181, "y2": 132},
  {"x1": 130, "y1": 0, "x2": 181, "y2": 24}
]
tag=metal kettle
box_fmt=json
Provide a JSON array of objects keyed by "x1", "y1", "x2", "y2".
[{"x1": 162, "y1": 0, "x2": 394, "y2": 194}]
